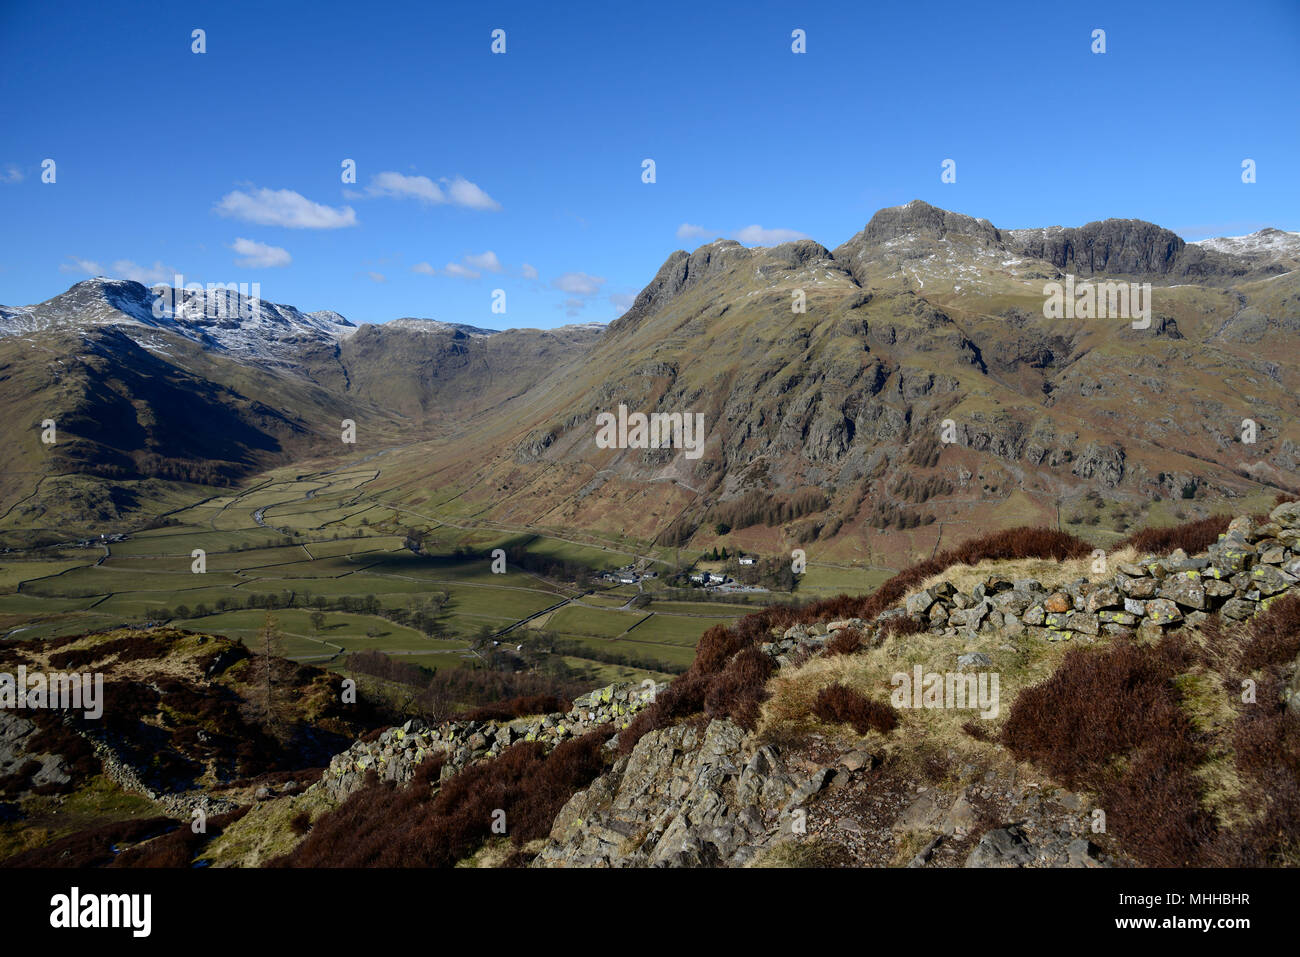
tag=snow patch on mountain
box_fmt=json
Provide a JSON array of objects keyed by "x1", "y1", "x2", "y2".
[
  {"x1": 384, "y1": 317, "x2": 500, "y2": 337},
  {"x1": 0, "y1": 277, "x2": 358, "y2": 360},
  {"x1": 1191, "y1": 228, "x2": 1300, "y2": 261}
]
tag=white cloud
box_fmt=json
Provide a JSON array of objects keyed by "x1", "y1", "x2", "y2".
[
  {"x1": 0, "y1": 165, "x2": 23, "y2": 184},
  {"x1": 444, "y1": 263, "x2": 480, "y2": 279},
  {"x1": 609, "y1": 292, "x2": 636, "y2": 312},
  {"x1": 732, "y1": 224, "x2": 809, "y2": 246},
  {"x1": 230, "y1": 237, "x2": 291, "y2": 268},
  {"x1": 367, "y1": 271, "x2": 387, "y2": 283},
  {"x1": 464, "y1": 250, "x2": 503, "y2": 273},
  {"x1": 60, "y1": 257, "x2": 103, "y2": 275},
  {"x1": 60, "y1": 256, "x2": 179, "y2": 285},
  {"x1": 521, "y1": 262, "x2": 538, "y2": 280},
  {"x1": 412, "y1": 251, "x2": 513, "y2": 279},
  {"x1": 676, "y1": 223, "x2": 712, "y2": 240},
  {"x1": 362, "y1": 171, "x2": 501, "y2": 211},
  {"x1": 216, "y1": 187, "x2": 357, "y2": 229},
  {"x1": 551, "y1": 272, "x2": 605, "y2": 296},
  {"x1": 365, "y1": 171, "x2": 443, "y2": 203},
  {"x1": 444, "y1": 176, "x2": 501, "y2": 211}
]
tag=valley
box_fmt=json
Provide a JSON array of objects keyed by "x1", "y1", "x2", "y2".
[{"x1": 0, "y1": 446, "x2": 795, "y2": 689}]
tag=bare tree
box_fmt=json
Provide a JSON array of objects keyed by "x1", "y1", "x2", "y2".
[{"x1": 250, "y1": 611, "x2": 290, "y2": 735}]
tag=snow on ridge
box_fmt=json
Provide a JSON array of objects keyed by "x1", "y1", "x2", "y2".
[
  {"x1": 385, "y1": 317, "x2": 499, "y2": 337},
  {"x1": 0, "y1": 277, "x2": 359, "y2": 359},
  {"x1": 1190, "y1": 229, "x2": 1300, "y2": 257}
]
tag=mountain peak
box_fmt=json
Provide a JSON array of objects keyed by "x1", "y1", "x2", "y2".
[
  {"x1": 1008, "y1": 218, "x2": 1253, "y2": 278},
  {"x1": 609, "y1": 240, "x2": 752, "y2": 333},
  {"x1": 385, "y1": 317, "x2": 500, "y2": 338},
  {"x1": 0, "y1": 278, "x2": 357, "y2": 358},
  {"x1": 861, "y1": 200, "x2": 1003, "y2": 246}
]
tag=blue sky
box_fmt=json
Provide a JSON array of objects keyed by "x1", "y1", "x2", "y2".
[{"x1": 2, "y1": 0, "x2": 1297, "y2": 328}]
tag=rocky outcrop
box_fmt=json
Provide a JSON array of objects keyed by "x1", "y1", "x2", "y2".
[
  {"x1": 0, "y1": 713, "x2": 70, "y2": 793},
  {"x1": 286, "y1": 503, "x2": 1300, "y2": 870},
  {"x1": 525, "y1": 505, "x2": 1300, "y2": 869},
  {"x1": 320, "y1": 682, "x2": 664, "y2": 801},
  {"x1": 857, "y1": 200, "x2": 1003, "y2": 248},
  {"x1": 1009, "y1": 219, "x2": 1248, "y2": 278},
  {"x1": 531, "y1": 719, "x2": 809, "y2": 867}
]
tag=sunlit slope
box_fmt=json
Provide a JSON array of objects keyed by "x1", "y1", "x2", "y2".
[{"x1": 362, "y1": 204, "x2": 1300, "y2": 564}]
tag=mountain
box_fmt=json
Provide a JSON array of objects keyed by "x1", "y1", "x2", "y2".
[
  {"x1": 354, "y1": 200, "x2": 1299, "y2": 567},
  {"x1": 1191, "y1": 227, "x2": 1300, "y2": 268},
  {"x1": 294, "y1": 318, "x2": 604, "y2": 422},
  {"x1": 0, "y1": 278, "x2": 357, "y2": 362},
  {"x1": 2, "y1": 202, "x2": 1298, "y2": 558},
  {"x1": 0, "y1": 281, "x2": 597, "y2": 533}
]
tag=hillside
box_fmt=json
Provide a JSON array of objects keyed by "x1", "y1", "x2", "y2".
[
  {"x1": 0, "y1": 624, "x2": 398, "y2": 865},
  {"x1": 4, "y1": 500, "x2": 1297, "y2": 868},
  {"x1": 358, "y1": 202, "x2": 1300, "y2": 571}
]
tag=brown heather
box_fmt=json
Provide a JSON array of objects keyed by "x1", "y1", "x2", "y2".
[
  {"x1": 1, "y1": 817, "x2": 177, "y2": 868},
  {"x1": 1003, "y1": 593, "x2": 1300, "y2": 866},
  {"x1": 825, "y1": 627, "x2": 865, "y2": 656},
  {"x1": 465, "y1": 694, "x2": 572, "y2": 723},
  {"x1": 108, "y1": 807, "x2": 251, "y2": 868},
  {"x1": 1119, "y1": 514, "x2": 1232, "y2": 556},
  {"x1": 811, "y1": 684, "x2": 899, "y2": 735},
  {"x1": 274, "y1": 730, "x2": 611, "y2": 867}
]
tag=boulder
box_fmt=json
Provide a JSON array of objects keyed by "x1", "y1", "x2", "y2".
[
  {"x1": 1208, "y1": 539, "x2": 1256, "y2": 574},
  {"x1": 1249, "y1": 565, "x2": 1298, "y2": 596},
  {"x1": 1065, "y1": 613, "x2": 1100, "y2": 636},
  {"x1": 1143, "y1": 598, "x2": 1182, "y2": 625},
  {"x1": 965, "y1": 825, "x2": 1036, "y2": 868},
  {"x1": 1084, "y1": 587, "x2": 1122, "y2": 613},
  {"x1": 1119, "y1": 576, "x2": 1158, "y2": 598},
  {"x1": 1221, "y1": 598, "x2": 1257, "y2": 620},
  {"x1": 1044, "y1": 592, "x2": 1072, "y2": 614},
  {"x1": 992, "y1": 589, "x2": 1036, "y2": 615},
  {"x1": 1269, "y1": 501, "x2": 1300, "y2": 527},
  {"x1": 906, "y1": 589, "x2": 936, "y2": 617},
  {"x1": 1159, "y1": 572, "x2": 1207, "y2": 610},
  {"x1": 1123, "y1": 597, "x2": 1148, "y2": 616}
]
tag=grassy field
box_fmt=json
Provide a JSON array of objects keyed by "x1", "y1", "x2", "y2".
[
  {"x1": 798, "y1": 563, "x2": 896, "y2": 598},
  {"x1": 0, "y1": 456, "x2": 783, "y2": 687}
]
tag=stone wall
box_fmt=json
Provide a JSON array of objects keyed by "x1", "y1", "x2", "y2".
[
  {"x1": 766, "y1": 501, "x2": 1300, "y2": 663},
  {"x1": 320, "y1": 681, "x2": 666, "y2": 801}
]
